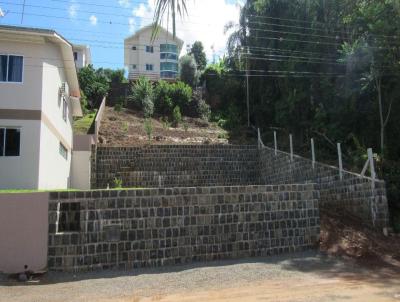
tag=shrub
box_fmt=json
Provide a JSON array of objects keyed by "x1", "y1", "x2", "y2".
[
  {"x1": 197, "y1": 98, "x2": 211, "y2": 121},
  {"x1": 129, "y1": 76, "x2": 154, "y2": 117},
  {"x1": 114, "y1": 102, "x2": 123, "y2": 112},
  {"x1": 144, "y1": 118, "x2": 153, "y2": 140},
  {"x1": 142, "y1": 95, "x2": 154, "y2": 118},
  {"x1": 154, "y1": 80, "x2": 173, "y2": 115},
  {"x1": 172, "y1": 106, "x2": 182, "y2": 127},
  {"x1": 113, "y1": 177, "x2": 123, "y2": 189},
  {"x1": 170, "y1": 81, "x2": 192, "y2": 115}
]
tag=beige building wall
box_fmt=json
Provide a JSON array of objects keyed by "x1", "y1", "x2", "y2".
[
  {"x1": 125, "y1": 26, "x2": 183, "y2": 81},
  {"x1": 0, "y1": 119, "x2": 41, "y2": 189},
  {"x1": 0, "y1": 33, "x2": 79, "y2": 190}
]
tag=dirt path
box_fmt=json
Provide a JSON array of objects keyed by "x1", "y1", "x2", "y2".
[{"x1": 2, "y1": 252, "x2": 400, "y2": 302}]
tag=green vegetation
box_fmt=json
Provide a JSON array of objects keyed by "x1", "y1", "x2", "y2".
[
  {"x1": 189, "y1": 41, "x2": 207, "y2": 71},
  {"x1": 73, "y1": 110, "x2": 97, "y2": 134},
  {"x1": 172, "y1": 106, "x2": 182, "y2": 127},
  {"x1": 0, "y1": 189, "x2": 80, "y2": 194},
  {"x1": 201, "y1": 0, "x2": 400, "y2": 229},
  {"x1": 144, "y1": 118, "x2": 153, "y2": 140},
  {"x1": 113, "y1": 178, "x2": 123, "y2": 189},
  {"x1": 128, "y1": 76, "x2": 154, "y2": 118},
  {"x1": 179, "y1": 55, "x2": 199, "y2": 88}
]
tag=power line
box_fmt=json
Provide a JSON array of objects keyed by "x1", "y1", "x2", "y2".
[{"x1": 246, "y1": 14, "x2": 400, "y2": 39}]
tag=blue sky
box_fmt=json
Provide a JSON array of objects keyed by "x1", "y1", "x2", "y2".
[{"x1": 0, "y1": 0, "x2": 242, "y2": 70}]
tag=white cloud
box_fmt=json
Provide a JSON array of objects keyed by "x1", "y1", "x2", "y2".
[
  {"x1": 129, "y1": 18, "x2": 136, "y2": 33},
  {"x1": 118, "y1": 0, "x2": 131, "y2": 8},
  {"x1": 132, "y1": 3, "x2": 150, "y2": 18},
  {"x1": 68, "y1": 1, "x2": 79, "y2": 19},
  {"x1": 130, "y1": 0, "x2": 242, "y2": 61},
  {"x1": 89, "y1": 15, "x2": 98, "y2": 25}
]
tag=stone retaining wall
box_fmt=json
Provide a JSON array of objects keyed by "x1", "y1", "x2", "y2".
[
  {"x1": 258, "y1": 147, "x2": 389, "y2": 229},
  {"x1": 48, "y1": 185, "x2": 320, "y2": 272},
  {"x1": 91, "y1": 145, "x2": 260, "y2": 189}
]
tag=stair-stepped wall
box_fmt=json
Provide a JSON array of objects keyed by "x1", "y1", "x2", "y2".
[
  {"x1": 258, "y1": 146, "x2": 389, "y2": 229},
  {"x1": 92, "y1": 145, "x2": 260, "y2": 189}
]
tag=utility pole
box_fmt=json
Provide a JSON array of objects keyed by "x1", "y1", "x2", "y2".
[
  {"x1": 21, "y1": 0, "x2": 26, "y2": 24},
  {"x1": 246, "y1": 46, "x2": 250, "y2": 127}
]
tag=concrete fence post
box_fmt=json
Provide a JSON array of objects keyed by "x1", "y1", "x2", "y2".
[
  {"x1": 289, "y1": 134, "x2": 293, "y2": 162},
  {"x1": 311, "y1": 138, "x2": 315, "y2": 169},
  {"x1": 368, "y1": 148, "x2": 376, "y2": 189},
  {"x1": 337, "y1": 143, "x2": 343, "y2": 180}
]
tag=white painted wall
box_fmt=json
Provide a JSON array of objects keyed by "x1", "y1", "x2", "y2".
[
  {"x1": 0, "y1": 119, "x2": 41, "y2": 189},
  {"x1": 38, "y1": 44, "x2": 73, "y2": 189},
  {"x1": 0, "y1": 38, "x2": 44, "y2": 110},
  {"x1": 0, "y1": 36, "x2": 76, "y2": 190},
  {"x1": 71, "y1": 151, "x2": 91, "y2": 190}
]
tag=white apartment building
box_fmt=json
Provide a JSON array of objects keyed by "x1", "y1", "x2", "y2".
[
  {"x1": 72, "y1": 44, "x2": 91, "y2": 69},
  {"x1": 0, "y1": 25, "x2": 82, "y2": 190},
  {"x1": 124, "y1": 25, "x2": 184, "y2": 81}
]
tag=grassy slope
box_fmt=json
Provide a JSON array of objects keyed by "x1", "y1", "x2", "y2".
[{"x1": 73, "y1": 110, "x2": 97, "y2": 135}]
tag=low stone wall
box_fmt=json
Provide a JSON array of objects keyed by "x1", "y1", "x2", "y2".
[
  {"x1": 258, "y1": 147, "x2": 389, "y2": 229},
  {"x1": 48, "y1": 185, "x2": 320, "y2": 272},
  {"x1": 91, "y1": 145, "x2": 260, "y2": 189}
]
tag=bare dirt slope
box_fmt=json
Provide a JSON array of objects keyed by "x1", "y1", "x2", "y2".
[
  {"x1": 320, "y1": 210, "x2": 400, "y2": 268},
  {"x1": 98, "y1": 107, "x2": 229, "y2": 146}
]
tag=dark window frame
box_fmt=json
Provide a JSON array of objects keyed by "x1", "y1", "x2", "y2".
[
  {"x1": 0, "y1": 54, "x2": 24, "y2": 83},
  {"x1": 0, "y1": 127, "x2": 21, "y2": 157}
]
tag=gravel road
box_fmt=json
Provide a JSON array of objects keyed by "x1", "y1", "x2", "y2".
[{"x1": 1, "y1": 251, "x2": 400, "y2": 302}]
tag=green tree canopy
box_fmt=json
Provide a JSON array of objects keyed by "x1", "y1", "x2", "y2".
[
  {"x1": 179, "y1": 54, "x2": 199, "y2": 87},
  {"x1": 189, "y1": 41, "x2": 207, "y2": 70}
]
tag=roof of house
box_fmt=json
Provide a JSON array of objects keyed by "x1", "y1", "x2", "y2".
[
  {"x1": 125, "y1": 24, "x2": 184, "y2": 48},
  {"x1": 0, "y1": 25, "x2": 82, "y2": 116}
]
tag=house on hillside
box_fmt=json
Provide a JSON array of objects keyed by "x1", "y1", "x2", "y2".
[
  {"x1": 72, "y1": 44, "x2": 91, "y2": 69},
  {"x1": 124, "y1": 24, "x2": 184, "y2": 81},
  {"x1": 0, "y1": 25, "x2": 83, "y2": 190}
]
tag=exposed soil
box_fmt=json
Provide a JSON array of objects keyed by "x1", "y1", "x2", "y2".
[
  {"x1": 98, "y1": 107, "x2": 229, "y2": 146},
  {"x1": 320, "y1": 210, "x2": 400, "y2": 268}
]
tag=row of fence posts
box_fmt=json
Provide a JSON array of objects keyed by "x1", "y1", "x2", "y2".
[{"x1": 257, "y1": 129, "x2": 376, "y2": 186}]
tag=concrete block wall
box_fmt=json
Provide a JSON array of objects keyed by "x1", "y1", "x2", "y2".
[
  {"x1": 91, "y1": 145, "x2": 260, "y2": 189},
  {"x1": 258, "y1": 146, "x2": 389, "y2": 229},
  {"x1": 48, "y1": 185, "x2": 320, "y2": 272}
]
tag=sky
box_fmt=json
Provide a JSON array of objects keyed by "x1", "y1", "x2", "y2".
[{"x1": 0, "y1": 0, "x2": 243, "y2": 70}]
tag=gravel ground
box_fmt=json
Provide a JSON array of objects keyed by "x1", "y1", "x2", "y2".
[{"x1": 1, "y1": 251, "x2": 399, "y2": 302}]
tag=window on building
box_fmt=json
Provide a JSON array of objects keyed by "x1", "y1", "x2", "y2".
[
  {"x1": 131, "y1": 64, "x2": 137, "y2": 70},
  {"x1": 146, "y1": 64, "x2": 154, "y2": 71},
  {"x1": 160, "y1": 62, "x2": 178, "y2": 72},
  {"x1": 0, "y1": 128, "x2": 21, "y2": 157},
  {"x1": 160, "y1": 53, "x2": 178, "y2": 61},
  {"x1": 0, "y1": 55, "x2": 23, "y2": 83},
  {"x1": 131, "y1": 46, "x2": 137, "y2": 50},
  {"x1": 160, "y1": 44, "x2": 178, "y2": 54},
  {"x1": 146, "y1": 46, "x2": 154, "y2": 53},
  {"x1": 62, "y1": 96, "x2": 68, "y2": 122},
  {"x1": 73, "y1": 52, "x2": 78, "y2": 61},
  {"x1": 59, "y1": 142, "x2": 68, "y2": 160}
]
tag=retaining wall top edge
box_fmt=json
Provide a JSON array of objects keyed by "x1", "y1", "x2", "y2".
[{"x1": 48, "y1": 183, "x2": 318, "y2": 201}]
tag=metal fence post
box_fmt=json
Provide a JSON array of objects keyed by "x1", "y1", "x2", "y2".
[
  {"x1": 337, "y1": 143, "x2": 343, "y2": 180},
  {"x1": 274, "y1": 131, "x2": 277, "y2": 156},
  {"x1": 311, "y1": 138, "x2": 315, "y2": 169},
  {"x1": 290, "y1": 134, "x2": 293, "y2": 162}
]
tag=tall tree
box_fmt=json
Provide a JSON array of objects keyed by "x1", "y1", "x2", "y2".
[
  {"x1": 189, "y1": 41, "x2": 207, "y2": 70},
  {"x1": 179, "y1": 55, "x2": 199, "y2": 88},
  {"x1": 152, "y1": 0, "x2": 188, "y2": 40}
]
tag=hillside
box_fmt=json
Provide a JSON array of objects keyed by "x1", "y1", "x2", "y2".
[{"x1": 98, "y1": 106, "x2": 229, "y2": 146}]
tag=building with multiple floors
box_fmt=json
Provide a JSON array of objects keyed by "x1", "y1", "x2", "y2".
[
  {"x1": 124, "y1": 25, "x2": 184, "y2": 81},
  {"x1": 72, "y1": 44, "x2": 92, "y2": 69},
  {"x1": 0, "y1": 25, "x2": 82, "y2": 189}
]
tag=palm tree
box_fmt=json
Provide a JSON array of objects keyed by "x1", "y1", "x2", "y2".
[{"x1": 152, "y1": 0, "x2": 188, "y2": 40}]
